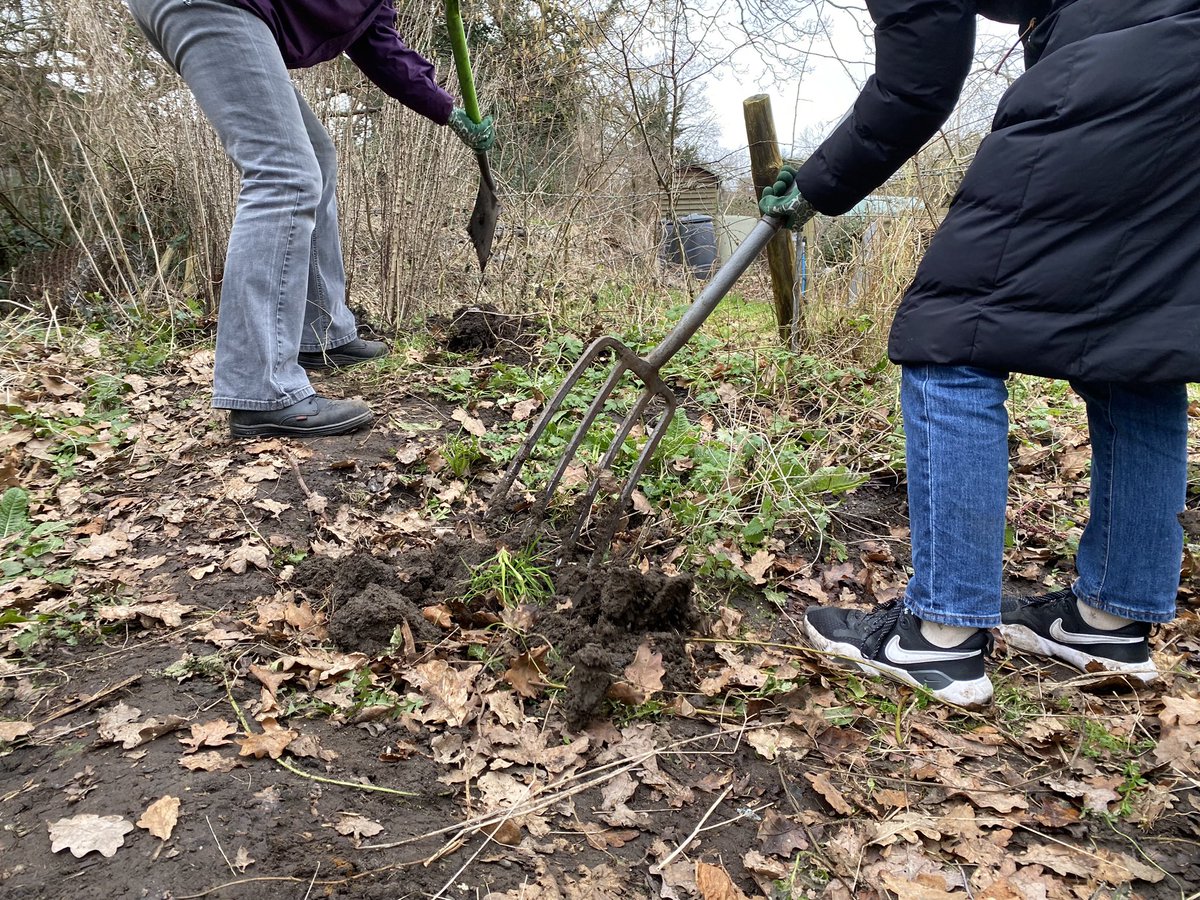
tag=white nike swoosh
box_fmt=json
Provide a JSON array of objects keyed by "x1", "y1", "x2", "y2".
[
  {"x1": 1048, "y1": 618, "x2": 1144, "y2": 645},
  {"x1": 882, "y1": 635, "x2": 980, "y2": 666}
]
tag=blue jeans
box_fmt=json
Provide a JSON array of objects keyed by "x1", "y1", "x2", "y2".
[
  {"x1": 127, "y1": 0, "x2": 359, "y2": 410},
  {"x1": 902, "y1": 365, "x2": 1188, "y2": 627}
]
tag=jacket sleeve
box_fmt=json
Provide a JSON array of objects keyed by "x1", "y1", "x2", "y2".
[
  {"x1": 793, "y1": 0, "x2": 975, "y2": 216},
  {"x1": 347, "y1": 0, "x2": 455, "y2": 125}
]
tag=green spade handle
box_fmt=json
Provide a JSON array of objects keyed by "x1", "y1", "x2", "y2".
[{"x1": 445, "y1": 0, "x2": 481, "y2": 124}]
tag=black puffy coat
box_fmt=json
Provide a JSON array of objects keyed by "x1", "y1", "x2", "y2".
[{"x1": 794, "y1": 0, "x2": 1200, "y2": 384}]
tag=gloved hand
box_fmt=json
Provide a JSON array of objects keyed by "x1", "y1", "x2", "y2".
[
  {"x1": 448, "y1": 107, "x2": 496, "y2": 152},
  {"x1": 758, "y1": 165, "x2": 815, "y2": 230}
]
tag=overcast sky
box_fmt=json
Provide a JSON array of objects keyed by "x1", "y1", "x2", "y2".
[{"x1": 703, "y1": 5, "x2": 1019, "y2": 158}]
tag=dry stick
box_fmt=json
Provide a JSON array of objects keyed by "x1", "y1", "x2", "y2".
[
  {"x1": 34, "y1": 674, "x2": 141, "y2": 727},
  {"x1": 224, "y1": 678, "x2": 417, "y2": 798},
  {"x1": 650, "y1": 782, "x2": 734, "y2": 875},
  {"x1": 361, "y1": 724, "x2": 769, "y2": 852},
  {"x1": 205, "y1": 815, "x2": 237, "y2": 876}
]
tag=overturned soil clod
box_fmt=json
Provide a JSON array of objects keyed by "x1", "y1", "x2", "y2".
[
  {"x1": 439, "y1": 304, "x2": 533, "y2": 353},
  {"x1": 294, "y1": 529, "x2": 701, "y2": 729}
]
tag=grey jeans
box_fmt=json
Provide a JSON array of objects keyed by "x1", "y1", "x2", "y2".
[{"x1": 127, "y1": 0, "x2": 359, "y2": 410}]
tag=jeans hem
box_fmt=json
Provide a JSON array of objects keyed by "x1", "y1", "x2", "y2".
[
  {"x1": 298, "y1": 330, "x2": 357, "y2": 353},
  {"x1": 904, "y1": 598, "x2": 1000, "y2": 629},
  {"x1": 1071, "y1": 582, "x2": 1174, "y2": 625},
  {"x1": 212, "y1": 384, "x2": 316, "y2": 411}
]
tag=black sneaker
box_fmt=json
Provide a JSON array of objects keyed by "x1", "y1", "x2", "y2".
[
  {"x1": 998, "y1": 588, "x2": 1157, "y2": 683},
  {"x1": 803, "y1": 600, "x2": 994, "y2": 709},
  {"x1": 298, "y1": 338, "x2": 388, "y2": 370},
  {"x1": 229, "y1": 395, "x2": 373, "y2": 438}
]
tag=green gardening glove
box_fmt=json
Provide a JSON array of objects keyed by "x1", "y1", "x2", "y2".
[
  {"x1": 758, "y1": 165, "x2": 815, "y2": 231},
  {"x1": 448, "y1": 107, "x2": 496, "y2": 152}
]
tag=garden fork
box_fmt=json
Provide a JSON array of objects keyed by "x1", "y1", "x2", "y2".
[{"x1": 491, "y1": 215, "x2": 784, "y2": 545}]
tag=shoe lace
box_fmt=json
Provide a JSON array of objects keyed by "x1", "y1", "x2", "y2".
[
  {"x1": 854, "y1": 599, "x2": 905, "y2": 659},
  {"x1": 1024, "y1": 587, "x2": 1075, "y2": 608}
]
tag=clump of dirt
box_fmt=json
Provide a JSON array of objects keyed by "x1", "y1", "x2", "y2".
[
  {"x1": 540, "y1": 563, "x2": 701, "y2": 730},
  {"x1": 294, "y1": 532, "x2": 701, "y2": 730},
  {"x1": 440, "y1": 304, "x2": 528, "y2": 352},
  {"x1": 294, "y1": 539, "x2": 483, "y2": 655}
]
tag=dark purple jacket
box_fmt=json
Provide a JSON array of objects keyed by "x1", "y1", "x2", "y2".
[{"x1": 225, "y1": 0, "x2": 453, "y2": 124}]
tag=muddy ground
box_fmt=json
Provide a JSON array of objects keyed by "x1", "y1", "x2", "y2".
[{"x1": 1, "y1": 326, "x2": 1199, "y2": 900}]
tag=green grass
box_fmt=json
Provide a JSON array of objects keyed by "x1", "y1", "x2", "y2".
[{"x1": 465, "y1": 545, "x2": 556, "y2": 607}]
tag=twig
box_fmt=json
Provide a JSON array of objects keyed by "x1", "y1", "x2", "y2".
[
  {"x1": 224, "y1": 676, "x2": 417, "y2": 797},
  {"x1": 205, "y1": 815, "x2": 236, "y2": 876},
  {"x1": 430, "y1": 832, "x2": 497, "y2": 900},
  {"x1": 650, "y1": 781, "x2": 733, "y2": 874},
  {"x1": 34, "y1": 674, "x2": 141, "y2": 727},
  {"x1": 361, "y1": 723, "x2": 768, "y2": 852},
  {"x1": 301, "y1": 862, "x2": 321, "y2": 900}
]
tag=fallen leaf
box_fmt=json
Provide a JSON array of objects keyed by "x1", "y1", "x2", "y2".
[
  {"x1": 48, "y1": 814, "x2": 134, "y2": 858},
  {"x1": 179, "y1": 751, "x2": 243, "y2": 773},
  {"x1": 137, "y1": 796, "x2": 180, "y2": 841},
  {"x1": 0, "y1": 721, "x2": 35, "y2": 742},
  {"x1": 234, "y1": 846, "x2": 254, "y2": 871},
  {"x1": 511, "y1": 397, "x2": 541, "y2": 422},
  {"x1": 695, "y1": 861, "x2": 749, "y2": 900},
  {"x1": 237, "y1": 724, "x2": 297, "y2": 759},
  {"x1": 224, "y1": 542, "x2": 271, "y2": 574},
  {"x1": 742, "y1": 549, "x2": 775, "y2": 585},
  {"x1": 805, "y1": 771, "x2": 855, "y2": 815},
  {"x1": 74, "y1": 530, "x2": 131, "y2": 562},
  {"x1": 503, "y1": 647, "x2": 549, "y2": 698},
  {"x1": 451, "y1": 407, "x2": 487, "y2": 436},
  {"x1": 880, "y1": 871, "x2": 958, "y2": 900},
  {"x1": 179, "y1": 719, "x2": 236, "y2": 753},
  {"x1": 757, "y1": 808, "x2": 808, "y2": 858},
  {"x1": 97, "y1": 600, "x2": 194, "y2": 628},
  {"x1": 406, "y1": 660, "x2": 481, "y2": 726},
  {"x1": 333, "y1": 812, "x2": 384, "y2": 843},
  {"x1": 623, "y1": 643, "x2": 665, "y2": 697}
]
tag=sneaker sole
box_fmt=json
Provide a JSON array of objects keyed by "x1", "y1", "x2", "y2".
[
  {"x1": 230, "y1": 410, "x2": 373, "y2": 438},
  {"x1": 804, "y1": 620, "x2": 994, "y2": 710},
  {"x1": 997, "y1": 624, "x2": 1159, "y2": 684}
]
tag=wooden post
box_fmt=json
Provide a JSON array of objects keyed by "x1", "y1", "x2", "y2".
[{"x1": 743, "y1": 94, "x2": 797, "y2": 343}]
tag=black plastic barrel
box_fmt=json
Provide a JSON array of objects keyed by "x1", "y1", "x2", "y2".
[{"x1": 660, "y1": 214, "x2": 718, "y2": 276}]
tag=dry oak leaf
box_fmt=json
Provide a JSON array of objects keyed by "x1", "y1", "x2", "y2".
[
  {"x1": 1160, "y1": 693, "x2": 1200, "y2": 727},
  {"x1": 48, "y1": 814, "x2": 135, "y2": 858},
  {"x1": 333, "y1": 812, "x2": 384, "y2": 843},
  {"x1": 503, "y1": 646, "x2": 549, "y2": 698},
  {"x1": 757, "y1": 808, "x2": 809, "y2": 858},
  {"x1": 74, "y1": 530, "x2": 131, "y2": 562},
  {"x1": 1016, "y1": 844, "x2": 1164, "y2": 883},
  {"x1": 870, "y1": 812, "x2": 943, "y2": 846},
  {"x1": 97, "y1": 600, "x2": 193, "y2": 628},
  {"x1": 179, "y1": 719, "x2": 236, "y2": 753},
  {"x1": 451, "y1": 407, "x2": 487, "y2": 436},
  {"x1": 237, "y1": 724, "x2": 297, "y2": 759},
  {"x1": 804, "y1": 772, "x2": 855, "y2": 815},
  {"x1": 249, "y1": 663, "x2": 292, "y2": 698},
  {"x1": 0, "y1": 720, "x2": 35, "y2": 742},
  {"x1": 406, "y1": 660, "x2": 481, "y2": 726},
  {"x1": 136, "y1": 796, "x2": 180, "y2": 841},
  {"x1": 623, "y1": 643, "x2": 665, "y2": 697},
  {"x1": 742, "y1": 549, "x2": 776, "y2": 586},
  {"x1": 879, "y1": 871, "x2": 959, "y2": 900},
  {"x1": 511, "y1": 397, "x2": 541, "y2": 422},
  {"x1": 695, "y1": 861, "x2": 750, "y2": 900},
  {"x1": 179, "y1": 751, "x2": 243, "y2": 773},
  {"x1": 224, "y1": 541, "x2": 271, "y2": 574}
]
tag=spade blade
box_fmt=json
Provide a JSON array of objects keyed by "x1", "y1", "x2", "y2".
[{"x1": 468, "y1": 152, "x2": 500, "y2": 272}]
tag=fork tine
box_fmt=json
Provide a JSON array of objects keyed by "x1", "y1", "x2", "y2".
[
  {"x1": 535, "y1": 360, "x2": 628, "y2": 511},
  {"x1": 491, "y1": 336, "x2": 623, "y2": 502},
  {"x1": 568, "y1": 381, "x2": 676, "y2": 549}
]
